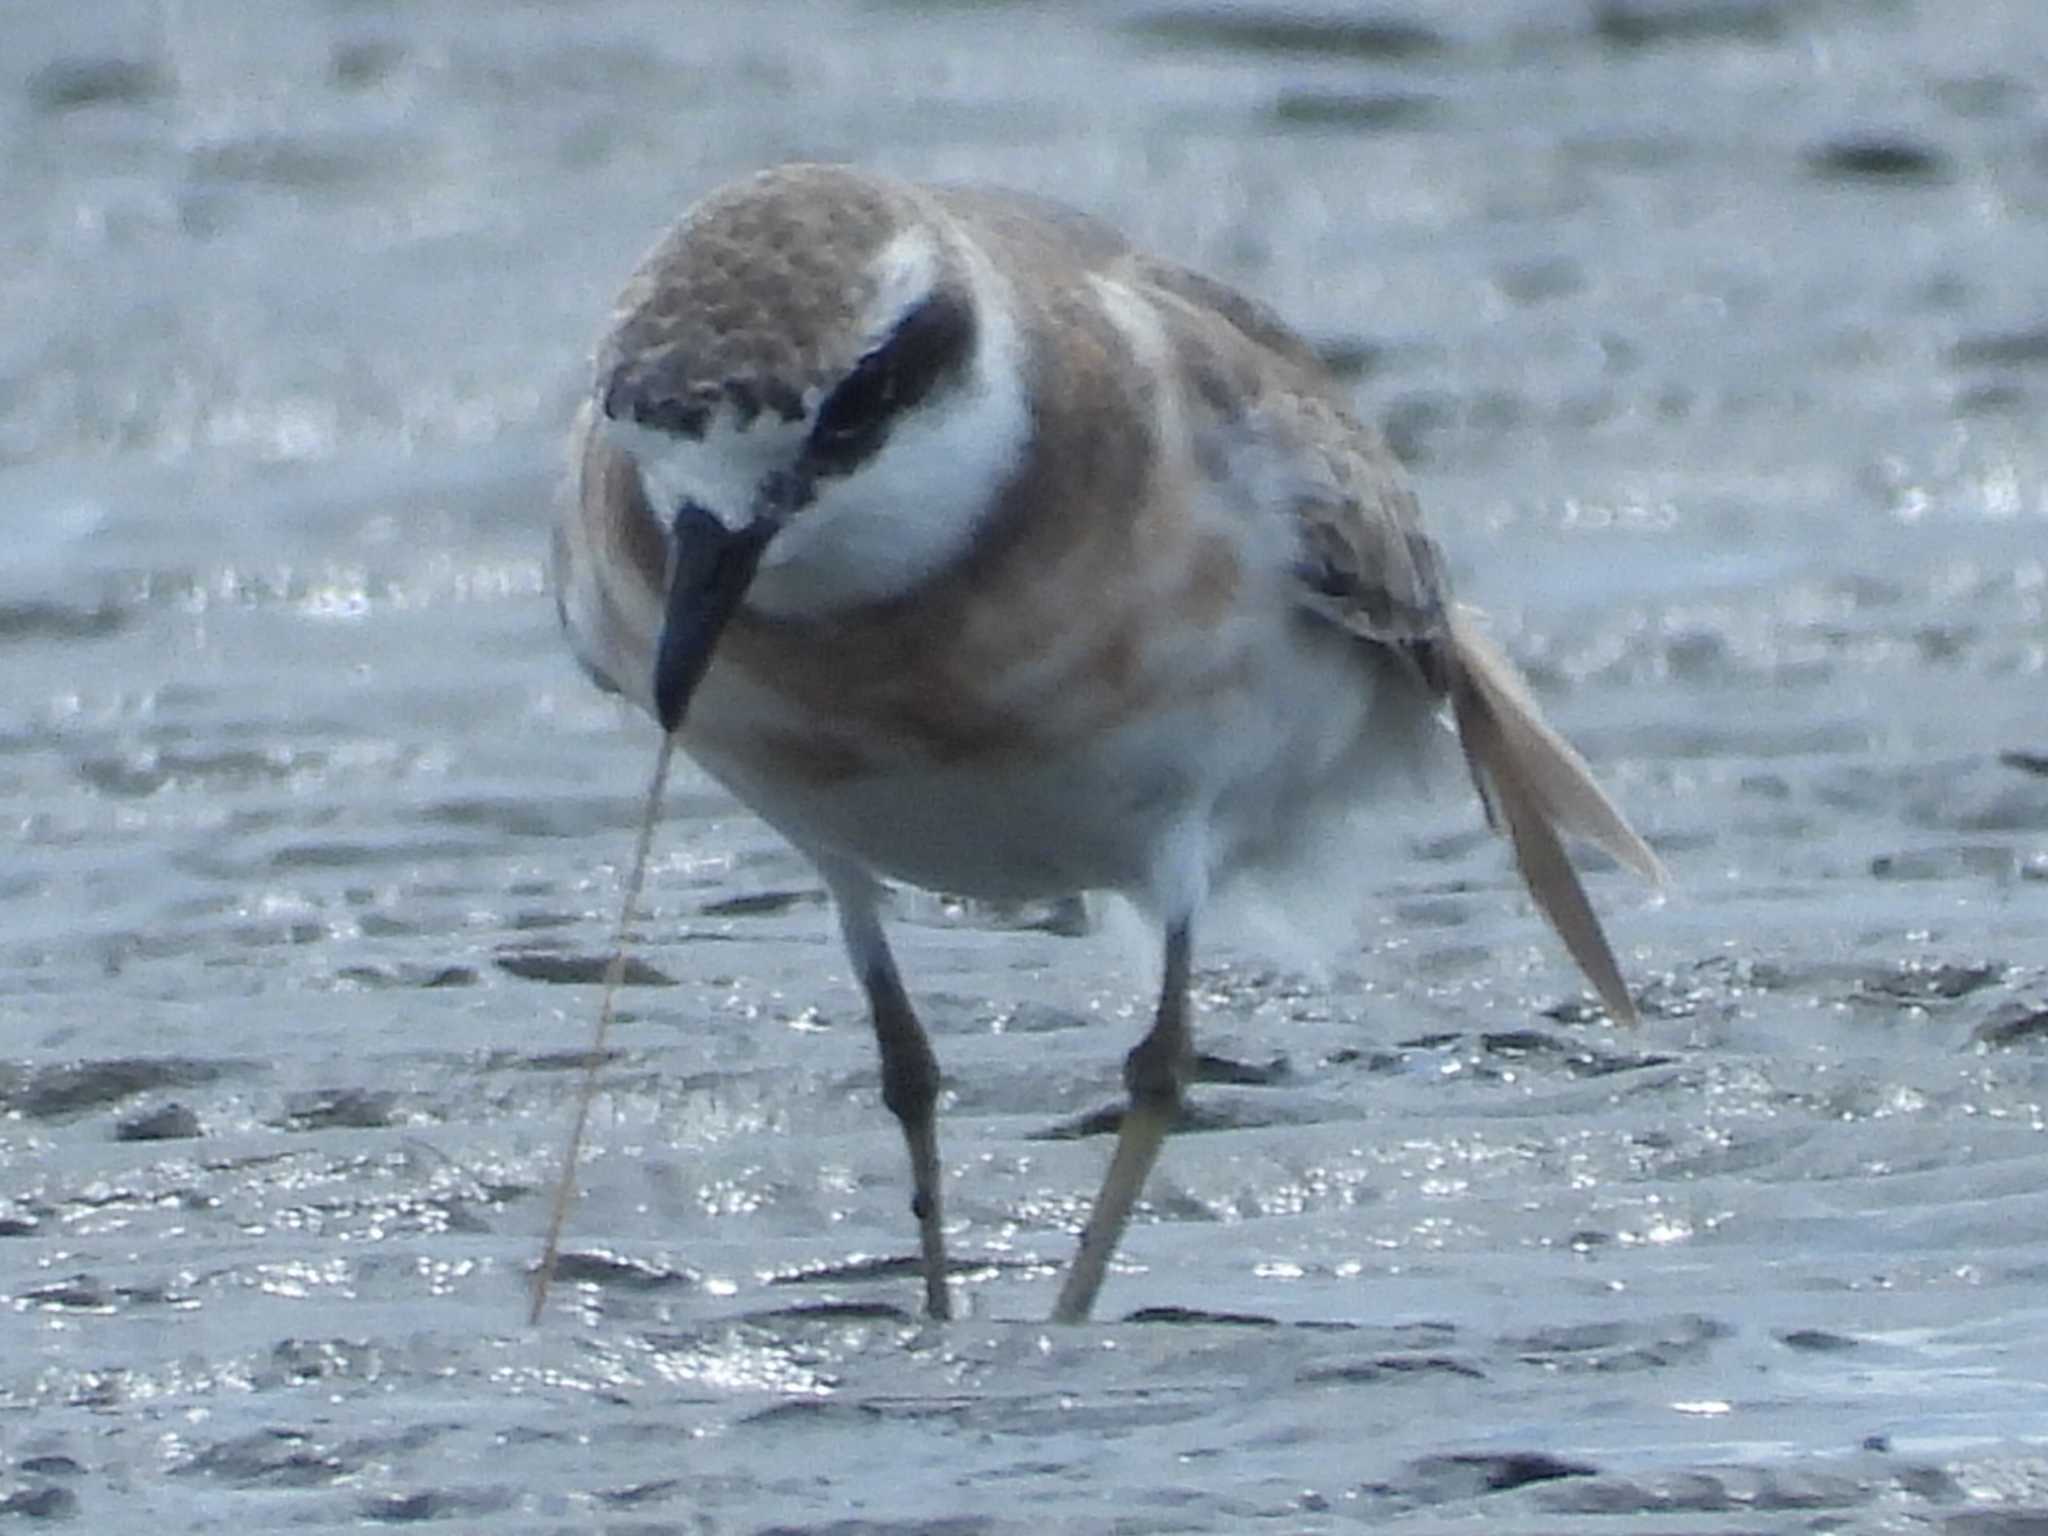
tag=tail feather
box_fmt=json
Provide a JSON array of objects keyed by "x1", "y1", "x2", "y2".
[{"x1": 1446, "y1": 609, "x2": 1664, "y2": 1026}]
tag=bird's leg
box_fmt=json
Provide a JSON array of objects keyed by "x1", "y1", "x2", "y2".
[
  {"x1": 822, "y1": 863, "x2": 951, "y2": 1320},
  {"x1": 1051, "y1": 916, "x2": 1193, "y2": 1324},
  {"x1": 859, "y1": 939, "x2": 950, "y2": 1321}
]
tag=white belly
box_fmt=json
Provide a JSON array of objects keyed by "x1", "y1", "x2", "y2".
[{"x1": 683, "y1": 618, "x2": 1414, "y2": 912}]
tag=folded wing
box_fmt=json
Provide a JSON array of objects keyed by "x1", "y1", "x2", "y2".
[{"x1": 1187, "y1": 337, "x2": 1663, "y2": 1023}]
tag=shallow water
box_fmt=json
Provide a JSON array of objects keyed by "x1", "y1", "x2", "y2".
[{"x1": 5, "y1": 0, "x2": 2048, "y2": 1529}]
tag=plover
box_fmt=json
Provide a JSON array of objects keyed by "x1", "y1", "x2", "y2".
[{"x1": 551, "y1": 163, "x2": 1662, "y2": 1324}]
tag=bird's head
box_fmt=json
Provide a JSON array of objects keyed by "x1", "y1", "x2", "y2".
[{"x1": 593, "y1": 165, "x2": 1027, "y2": 733}]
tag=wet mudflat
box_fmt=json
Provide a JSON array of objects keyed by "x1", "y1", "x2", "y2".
[{"x1": 4, "y1": 0, "x2": 2048, "y2": 1529}]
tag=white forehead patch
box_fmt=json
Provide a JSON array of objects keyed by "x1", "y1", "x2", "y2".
[{"x1": 606, "y1": 410, "x2": 814, "y2": 533}]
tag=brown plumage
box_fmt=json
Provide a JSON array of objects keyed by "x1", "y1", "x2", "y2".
[{"x1": 548, "y1": 164, "x2": 1663, "y2": 1324}]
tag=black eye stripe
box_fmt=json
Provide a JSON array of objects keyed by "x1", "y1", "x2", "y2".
[{"x1": 805, "y1": 290, "x2": 975, "y2": 477}]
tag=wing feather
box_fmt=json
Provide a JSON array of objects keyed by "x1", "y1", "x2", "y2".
[{"x1": 1142, "y1": 284, "x2": 1663, "y2": 1020}]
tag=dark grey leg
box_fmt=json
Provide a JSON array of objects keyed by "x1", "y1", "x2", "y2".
[
  {"x1": 1051, "y1": 916, "x2": 1194, "y2": 1324},
  {"x1": 820, "y1": 860, "x2": 951, "y2": 1320}
]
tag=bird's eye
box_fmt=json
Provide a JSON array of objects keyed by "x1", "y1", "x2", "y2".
[
  {"x1": 812, "y1": 354, "x2": 891, "y2": 455},
  {"x1": 806, "y1": 291, "x2": 975, "y2": 477}
]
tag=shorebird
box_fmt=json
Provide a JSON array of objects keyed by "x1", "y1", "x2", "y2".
[{"x1": 551, "y1": 163, "x2": 1662, "y2": 1324}]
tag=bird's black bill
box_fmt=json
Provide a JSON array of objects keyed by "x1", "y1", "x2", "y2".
[{"x1": 653, "y1": 501, "x2": 776, "y2": 734}]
